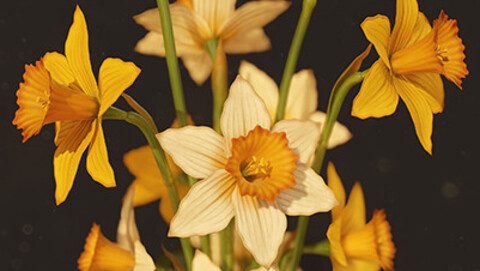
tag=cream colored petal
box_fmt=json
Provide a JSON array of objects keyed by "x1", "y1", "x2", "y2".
[
  {"x1": 340, "y1": 182, "x2": 366, "y2": 235},
  {"x1": 192, "y1": 250, "x2": 221, "y2": 271},
  {"x1": 98, "y1": 58, "x2": 141, "y2": 115},
  {"x1": 233, "y1": 188, "x2": 286, "y2": 268},
  {"x1": 308, "y1": 111, "x2": 352, "y2": 150},
  {"x1": 157, "y1": 126, "x2": 227, "y2": 179},
  {"x1": 389, "y1": 0, "x2": 420, "y2": 54},
  {"x1": 271, "y1": 120, "x2": 320, "y2": 166},
  {"x1": 284, "y1": 69, "x2": 318, "y2": 120},
  {"x1": 169, "y1": 169, "x2": 236, "y2": 237},
  {"x1": 181, "y1": 53, "x2": 213, "y2": 86},
  {"x1": 53, "y1": 120, "x2": 94, "y2": 205},
  {"x1": 135, "y1": 32, "x2": 166, "y2": 57},
  {"x1": 221, "y1": 76, "x2": 272, "y2": 155},
  {"x1": 43, "y1": 52, "x2": 75, "y2": 86},
  {"x1": 238, "y1": 60, "x2": 279, "y2": 121},
  {"x1": 132, "y1": 241, "x2": 156, "y2": 271},
  {"x1": 251, "y1": 265, "x2": 280, "y2": 271},
  {"x1": 276, "y1": 164, "x2": 338, "y2": 216},
  {"x1": 193, "y1": 0, "x2": 235, "y2": 36},
  {"x1": 65, "y1": 6, "x2": 99, "y2": 97},
  {"x1": 223, "y1": 28, "x2": 271, "y2": 54},
  {"x1": 405, "y1": 73, "x2": 444, "y2": 114},
  {"x1": 133, "y1": 8, "x2": 162, "y2": 33},
  {"x1": 351, "y1": 60, "x2": 399, "y2": 119},
  {"x1": 86, "y1": 120, "x2": 116, "y2": 188},
  {"x1": 361, "y1": 15, "x2": 392, "y2": 69},
  {"x1": 117, "y1": 187, "x2": 138, "y2": 252},
  {"x1": 394, "y1": 76, "x2": 434, "y2": 154},
  {"x1": 327, "y1": 162, "x2": 346, "y2": 221},
  {"x1": 220, "y1": 1, "x2": 290, "y2": 42}
]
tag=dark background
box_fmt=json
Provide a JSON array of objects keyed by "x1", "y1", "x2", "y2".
[{"x1": 0, "y1": 0, "x2": 478, "y2": 270}]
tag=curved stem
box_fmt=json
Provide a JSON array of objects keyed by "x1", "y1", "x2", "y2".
[
  {"x1": 275, "y1": 0, "x2": 317, "y2": 123},
  {"x1": 103, "y1": 106, "x2": 193, "y2": 271}
]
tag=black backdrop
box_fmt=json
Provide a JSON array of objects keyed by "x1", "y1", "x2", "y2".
[{"x1": 0, "y1": 0, "x2": 479, "y2": 270}]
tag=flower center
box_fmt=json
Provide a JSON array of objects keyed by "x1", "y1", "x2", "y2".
[
  {"x1": 436, "y1": 45, "x2": 449, "y2": 63},
  {"x1": 225, "y1": 125, "x2": 299, "y2": 202}
]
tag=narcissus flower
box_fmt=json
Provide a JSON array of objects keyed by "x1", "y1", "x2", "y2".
[
  {"x1": 134, "y1": 0, "x2": 290, "y2": 85},
  {"x1": 326, "y1": 163, "x2": 396, "y2": 271},
  {"x1": 192, "y1": 249, "x2": 280, "y2": 271},
  {"x1": 352, "y1": 0, "x2": 468, "y2": 154},
  {"x1": 123, "y1": 145, "x2": 189, "y2": 224},
  {"x1": 78, "y1": 188, "x2": 155, "y2": 271},
  {"x1": 239, "y1": 60, "x2": 352, "y2": 156},
  {"x1": 158, "y1": 76, "x2": 337, "y2": 267},
  {"x1": 12, "y1": 6, "x2": 140, "y2": 204}
]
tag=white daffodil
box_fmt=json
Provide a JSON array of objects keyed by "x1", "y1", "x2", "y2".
[
  {"x1": 77, "y1": 188, "x2": 155, "y2": 271},
  {"x1": 192, "y1": 250, "x2": 279, "y2": 271},
  {"x1": 134, "y1": 0, "x2": 290, "y2": 85},
  {"x1": 239, "y1": 60, "x2": 353, "y2": 156},
  {"x1": 158, "y1": 76, "x2": 338, "y2": 267}
]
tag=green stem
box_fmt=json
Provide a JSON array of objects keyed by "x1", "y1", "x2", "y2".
[
  {"x1": 303, "y1": 239, "x2": 330, "y2": 257},
  {"x1": 156, "y1": 0, "x2": 188, "y2": 127},
  {"x1": 275, "y1": 0, "x2": 317, "y2": 123},
  {"x1": 220, "y1": 220, "x2": 234, "y2": 271},
  {"x1": 288, "y1": 215, "x2": 309, "y2": 271},
  {"x1": 209, "y1": 42, "x2": 228, "y2": 134},
  {"x1": 103, "y1": 107, "x2": 193, "y2": 271},
  {"x1": 200, "y1": 235, "x2": 211, "y2": 257}
]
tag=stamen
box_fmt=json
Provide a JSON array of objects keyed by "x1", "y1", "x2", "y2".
[
  {"x1": 436, "y1": 45, "x2": 449, "y2": 62},
  {"x1": 241, "y1": 156, "x2": 273, "y2": 181}
]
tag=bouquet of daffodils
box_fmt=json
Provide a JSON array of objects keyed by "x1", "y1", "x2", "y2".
[{"x1": 12, "y1": 0, "x2": 467, "y2": 270}]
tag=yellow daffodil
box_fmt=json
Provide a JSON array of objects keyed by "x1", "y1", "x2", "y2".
[
  {"x1": 12, "y1": 6, "x2": 141, "y2": 204},
  {"x1": 78, "y1": 188, "x2": 155, "y2": 271},
  {"x1": 192, "y1": 249, "x2": 280, "y2": 271},
  {"x1": 158, "y1": 76, "x2": 337, "y2": 267},
  {"x1": 123, "y1": 145, "x2": 189, "y2": 224},
  {"x1": 134, "y1": 0, "x2": 290, "y2": 85},
  {"x1": 326, "y1": 163, "x2": 396, "y2": 271},
  {"x1": 239, "y1": 60, "x2": 353, "y2": 156},
  {"x1": 352, "y1": 0, "x2": 468, "y2": 154}
]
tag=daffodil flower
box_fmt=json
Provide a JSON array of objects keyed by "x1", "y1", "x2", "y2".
[
  {"x1": 123, "y1": 145, "x2": 189, "y2": 224},
  {"x1": 77, "y1": 188, "x2": 155, "y2": 271},
  {"x1": 239, "y1": 60, "x2": 352, "y2": 156},
  {"x1": 326, "y1": 163, "x2": 396, "y2": 271},
  {"x1": 158, "y1": 76, "x2": 338, "y2": 267},
  {"x1": 12, "y1": 6, "x2": 141, "y2": 204},
  {"x1": 192, "y1": 249, "x2": 280, "y2": 271},
  {"x1": 352, "y1": 0, "x2": 468, "y2": 154},
  {"x1": 134, "y1": 0, "x2": 290, "y2": 85}
]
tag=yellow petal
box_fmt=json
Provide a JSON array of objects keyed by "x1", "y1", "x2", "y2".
[
  {"x1": 361, "y1": 15, "x2": 391, "y2": 69},
  {"x1": 341, "y1": 182, "x2": 366, "y2": 235},
  {"x1": 98, "y1": 58, "x2": 141, "y2": 115},
  {"x1": 43, "y1": 52, "x2": 75, "y2": 86},
  {"x1": 390, "y1": 30, "x2": 443, "y2": 75},
  {"x1": 65, "y1": 6, "x2": 99, "y2": 97},
  {"x1": 327, "y1": 162, "x2": 346, "y2": 220},
  {"x1": 220, "y1": 1, "x2": 290, "y2": 42},
  {"x1": 86, "y1": 120, "x2": 116, "y2": 188},
  {"x1": 192, "y1": 0, "x2": 235, "y2": 36},
  {"x1": 389, "y1": 0, "x2": 419, "y2": 54},
  {"x1": 352, "y1": 60, "x2": 399, "y2": 119},
  {"x1": 332, "y1": 258, "x2": 380, "y2": 271},
  {"x1": 181, "y1": 53, "x2": 213, "y2": 85},
  {"x1": 134, "y1": 31, "x2": 166, "y2": 57},
  {"x1": 394, "y1": 76, "x2": 433, "y2": 154},
  {"x1": 405, "y1": 73, "x2": 444, "y2": 114},
  {"x1": 54, "y1": 120, "x2": 94, "y2": 205},
  {"x1": 404, "y1": 12, "x2": 432, "y2": 48},
  {"x1": 326, "y1": 217, "x2": 348, "y2": 266},
  {"x1": 223, "y1": 28, "x2": 271, "y2": 54}
]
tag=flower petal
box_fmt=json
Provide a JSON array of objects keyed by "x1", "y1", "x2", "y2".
[
  {"x1": 326, "y1": 162, "x2": 346, "y2": 220},
  {"x1": 220, "y1": 1, "x2": 290, "y2": 42},
  {"x1": 308, "y1": 111, "x2": 352, "y2": 149},
  {"x1": 65, "y1": 6, "x2": 99, "y2": 97},
  {"x1": 238, "y1": 60, "x2": 279, "y2": 121},
  {"x1": 86, "y1": 120, "x2": 116, "y2": 188},
  {"x1": 43, "y1": 52, "x2": 75, "y2": 86},
  {"x1": 192, "y1": 250, "x2": 221, "y2": 271},
  {"x1": 389, "y1": 0, "x2": 419, "y2": 54},
  {"x1": 98, "y1": 58, "x2": 141, "y2": 115},
  {"x1": 233, "y1": 188, "x2": 286, "y2": 267},
  {"x1": 223, "y1": 28, "x2": 271, "y2": 54},
  {"x1": 193, "y1": 0, "x2": 235, "y2": 36},
  {"x1": 361, "y1": 15, "x2": 391, "y2": 69},
  {"x1": 276, "y1": 164, "x2": 338, "y2": 216},
  {"x1": 284, "y1": 69, "x2": 318, "y2": 120},
  {"x1": 117, "y1": 187, "x2": 138, "y2": 252},
  {"x1": 169, "y1": 169, "x2": 236, "y2": 237},
  {"x1": 132, "y1": 241, "x2": 156, "y2": 271},
  {"x1": 405, "y1": 73, "x2": 444, "y2": 113},
  {"x1": 157, "y1": 126, "x2": 227, "y2": 179},
  {"x1": 135, "y1": 32, "x2": 166, "y2": 57},
  {"x1": 405, "y1": 12, "x2": 432, "y2": 48},
  {"x1": 221, "y1": 76, "x2": 271, "y2": 155},
  {"x1": 53, "y1": 120, "x2": 94, "y2": 205},
  {"x1": 271, "y1": 120, "x2": 320, "y2": 166},
  {"x1": 181, "y1": 53, "x2": 213, "y2": 86},
  {"x1": 341, "y1": 182, "x2": 366, "y2": 234},
  {"x1": 352, "y1": 60, "x2": 399, "y2": 119},
  {"x1": 394, "y1": 76, "x2": 434, "y2": 154}
]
